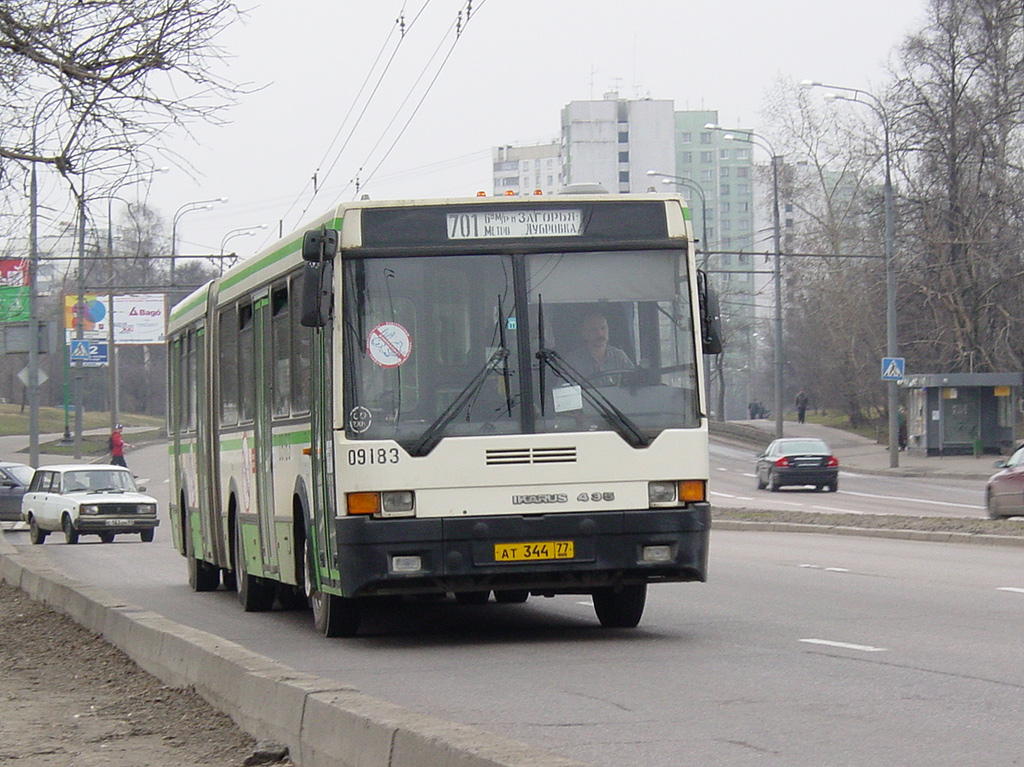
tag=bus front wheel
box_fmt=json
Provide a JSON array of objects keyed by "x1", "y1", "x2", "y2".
[
  {"x1": 592, "y1": 583, "x2": 647, "y2": 628},
  {"x1": 306, "y1": 545, "x2": 359, "y2": 637}
]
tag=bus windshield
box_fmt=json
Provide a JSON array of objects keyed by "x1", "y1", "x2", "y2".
[{"x1": 342, "y1": 249, "x2": 700, "y2": 452}]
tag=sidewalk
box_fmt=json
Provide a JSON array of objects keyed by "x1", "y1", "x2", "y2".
[
  {"x1": 712, "y1": 419, "x2": 1001, "y2": 481},
  {"x1": 0, "y1": 425, "x2": 154, "y2": 467}
]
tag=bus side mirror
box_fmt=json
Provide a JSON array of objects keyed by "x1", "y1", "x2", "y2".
[
  {"x1": 697, "y1": 270, "x2": 723, "y2": 355},
  {"x1": 300, "y1": 228, "x2": 338, "y2": 327},
  {"x1": 302, "y1": 228, "x2": 338, "y2": 262}
]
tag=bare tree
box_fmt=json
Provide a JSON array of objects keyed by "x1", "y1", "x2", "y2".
[
  {"x1": 0, "y1": 0, "x2": 240, "y2": 187},
  {"x1": 760, "y1": 78, "x2": 889, "y2": 424},
  {"x1": 893, "y1": 0, "x2": 1024, "y2": 373}
]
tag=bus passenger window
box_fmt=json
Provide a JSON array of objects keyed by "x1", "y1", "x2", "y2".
[
  {"x1": 290, "y1": 274, "x2": 311, "y2": 415},
  {"x1": 238, "y1": 303, "x2": 255, "y2": 423},
  {"x1": 219, "y1": 309, "x2": 239, "y2": 426},
  {"x1": 272, "y1": 285, "x2": 291, "y2": 417}
]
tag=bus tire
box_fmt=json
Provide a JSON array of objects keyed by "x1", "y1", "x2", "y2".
[
  {"x1": 495, "y1": 589, "x2": 529, "y2": 604},
  {"x1": 593, "y1": 583, "x2": 646, "y2": 628},
  {"x1": 306, "y1": 544, "x2": 359, "y2": 637},
  {"x1": 233, "y1": 519, "x2": 274, "y2": 612},
  {"x1": 455, "y1": 590, "x2": 491, "y2": 605},
  {"x1": 186, "y1": 512, "x2": 220, "y2": 592}
]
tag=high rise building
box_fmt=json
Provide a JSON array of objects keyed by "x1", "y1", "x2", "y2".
[
  {"x1": 494, "y1": 98, "x2": 759, "y2": 419},
  {"x1": 560, "y1": 93, "x2": 675, "y2": 193},
  {"x1": 492, "y1": 142, "x2": 561, "y2": 196}
]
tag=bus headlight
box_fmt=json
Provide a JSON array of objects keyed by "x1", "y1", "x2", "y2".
[
  {"x1": 381, "y1": 491, "x2": 415, "y2": 517},
  {"x1": 648, "y1": 481, "x2": 677, "y2": 505}
]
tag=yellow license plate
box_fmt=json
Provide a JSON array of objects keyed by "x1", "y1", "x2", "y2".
[{"x1": 494, "y1": 540, "x2": 574, "y2": 562}]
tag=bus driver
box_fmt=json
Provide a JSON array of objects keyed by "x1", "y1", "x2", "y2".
[{"x1": 565, "y1": 310, "x2": 633, "y2": 386}]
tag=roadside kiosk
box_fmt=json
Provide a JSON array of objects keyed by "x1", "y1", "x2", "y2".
[{"x1": 900, "y1": 372, "x2": 1022, "y2": 456}]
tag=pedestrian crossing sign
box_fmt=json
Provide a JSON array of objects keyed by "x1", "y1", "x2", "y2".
[{"x1": 881, "y1": 357, "x2": 905, "y2": 381}]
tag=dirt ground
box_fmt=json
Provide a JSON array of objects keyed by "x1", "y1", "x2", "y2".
[{"x1": 0, "y1": 581, "x2": 293, "y2": 767}]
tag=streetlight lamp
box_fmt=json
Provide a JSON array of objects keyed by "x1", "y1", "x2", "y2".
[
  {"x1": 706, "y1": 124, "x2": 785, "y2": 439},
  {"x1": 802, "y1": 79, "x2": 899, "y2": 468},
  {"x1": 219, "y1": 225, "x2": 268, "y2": 270},
  {"x1": 171, "y1": 197, "x2": 227, "y2": 282}
]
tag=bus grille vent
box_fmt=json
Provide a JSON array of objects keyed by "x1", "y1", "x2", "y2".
[{"x1": 486, "y1": 446, "x2": 577, "y2": 465}]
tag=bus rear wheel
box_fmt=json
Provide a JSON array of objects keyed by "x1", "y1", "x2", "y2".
[
  {"x1": 186, "y1": 513, "x2": 220, "y2": 592},
  {"x1": 233, "y1": 520, "x2": 274, "y2": 612},
  {"x1": 305, "y1": 545, "x2": 359, "y2": 637},
  {"x1": 592, "y1": 583, "x2": 647, "y2": 628}
]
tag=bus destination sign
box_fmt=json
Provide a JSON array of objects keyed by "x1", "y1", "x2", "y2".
[{"x1": 447, "y1": 209, "x2": 582, "y2": 240}]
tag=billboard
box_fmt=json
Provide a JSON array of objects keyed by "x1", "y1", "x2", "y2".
[
  {"x1": 0, "y1": 259, "x2": 29, "y2": 322},
  {"x1": 64, "y1": 293, "x2": 166, "y2": 345}
]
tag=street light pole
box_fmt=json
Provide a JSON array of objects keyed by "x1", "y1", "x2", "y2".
[
  {"x1": 218, "y1": 225, "x2": 268, "y2": 272},
  {"x1": 646, "y1": 170, "x2": 719, "y2": 419},
  {"x1": 802, "y1": 80, "x2": 899, "y2": 467},
  {"x1": 646, "y1": 170, "x2": 709, "y2": 267},
  {"x1": 710, "y1": 126, "x2": 785, "y2": 439},
  {"x1": 171, "y1": 197, "x2": 227, "y2": 282}
]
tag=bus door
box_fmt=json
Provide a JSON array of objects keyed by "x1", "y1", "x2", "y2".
[
  {"x1": 193, "y1": 323, "x2": 224, "y2": 563},
  {"x1": 252, "y1": 290, "x2": 279, "y2": 574},
  {"x1": 168, "y1": 336, "x2": 184, "y2": 543},
  {"x1": 308, "y1": 322, "x2": 338, "y2": 587}
]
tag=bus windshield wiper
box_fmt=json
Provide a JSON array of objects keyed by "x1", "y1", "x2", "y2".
[
  {"x1": 409, "y1": 347, "x2": 510, "y2": 457},
  {"x1": 536, "y1": 348, "x2": 650, "y2": 448}
]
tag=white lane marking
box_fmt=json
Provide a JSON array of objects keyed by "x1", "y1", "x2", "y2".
[
  {"x1": 716, "y1": 467, "x2": 730, "y2": 472},
  {"x1": 710, "y1": 491, "x2": 755, "y2": 501},
  {"x1": 840, "y1": 489, "x2": 984, "y2": 511},
  {"x1": 997, "y1": 587, "x2": 1024, "y2": 594},
  {"x1": 799, "y1": 564, "x2": 850, "y2": 573},
  {"x1": 810, "y1": 505, "x2": 872, "y2": 514},
  {"x1": 800, "y1": 638, "x2": 887, "y2": 652}
]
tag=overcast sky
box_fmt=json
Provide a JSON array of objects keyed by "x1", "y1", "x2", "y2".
[{"x1": 78, "y1": 0, "x2": 930, "y2": 260}]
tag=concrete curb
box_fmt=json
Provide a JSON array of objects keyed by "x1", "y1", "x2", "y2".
[
  {"x1": 0, "y1": 534, "x2": 586, "y2": 767},
  {"x1": 712, "y1": 519, "x2": 1024, "y2": 547}
]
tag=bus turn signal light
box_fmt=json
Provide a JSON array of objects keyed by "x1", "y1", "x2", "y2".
[
  {"x1": 678, "y1": 480, "x2": 706, "y2": 503},
  {"x1": 347, "y1": 492, "x2": 380, "y2": 516}
]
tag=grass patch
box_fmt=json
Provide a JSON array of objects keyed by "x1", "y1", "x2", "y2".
[{"x1": 0, "y1": 404, "x2": 164, "y2": 458}]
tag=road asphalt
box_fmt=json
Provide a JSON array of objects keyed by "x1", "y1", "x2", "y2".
[{"x1": 712, "y1": 418, "x2": 1001, "y2": 481}]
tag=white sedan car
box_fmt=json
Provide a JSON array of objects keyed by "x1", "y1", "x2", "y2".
[{"x1": 21, "y1": 464, "x2": 159, "y2": 544}]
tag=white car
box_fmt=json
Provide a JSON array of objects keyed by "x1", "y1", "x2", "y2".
[{"x1": 21, "y1": 464, "x2": 159, "y2": 544}]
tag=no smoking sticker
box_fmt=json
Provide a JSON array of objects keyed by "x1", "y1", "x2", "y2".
[{"x1": 367, "y1": 322, "x2": 412, "y2": 368}]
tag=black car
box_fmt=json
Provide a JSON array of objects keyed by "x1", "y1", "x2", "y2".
[
  {"x1": 755, "y1": 438, "x2": 839, "y2": 492},
  {"x1": 0, "y1": 461, "x2": 35, "y2": 523}
]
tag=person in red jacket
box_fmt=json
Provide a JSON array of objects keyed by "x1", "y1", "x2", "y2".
[{"x1": 110, "y1": 424, "x2": 132, "y2": 468}]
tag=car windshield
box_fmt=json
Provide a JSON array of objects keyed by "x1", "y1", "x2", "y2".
[
  {"x1": 62, "y1": 469, "x2": 137, "y2": 493},
  {"x1": 778, "y1": 440, "x2": 829, "y2": 455},
  {"x1": 5, "y1": 465, "x2": 34, "y2": 484}
]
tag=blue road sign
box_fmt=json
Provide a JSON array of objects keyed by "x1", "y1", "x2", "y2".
[
  {"x1": 69, "y1": 339, "x2": 108, "y2": 366},
  {"x1": 881, "y1": 356, "x2": 905, "y2": 381}
]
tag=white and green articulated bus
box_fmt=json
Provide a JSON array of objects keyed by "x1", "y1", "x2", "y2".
[{"x1": 167, "y1": 192, "x2": 723, "y2": 637}]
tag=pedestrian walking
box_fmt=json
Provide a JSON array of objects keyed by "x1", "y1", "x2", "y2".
[
  {"x1": 795, "y1": 389, "x2": 809, "y2": 424},
  {"x1": 109, "y1": 423, "x2": 132, "y2": 468}
]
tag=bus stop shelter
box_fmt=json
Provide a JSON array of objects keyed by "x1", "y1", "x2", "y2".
[{"x1": 900, "y1": 372, "x2": 1022, "y2": 456}]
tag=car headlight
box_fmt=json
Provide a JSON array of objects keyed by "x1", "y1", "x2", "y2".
[
  {"x1": 80, "y1": 505, "x2": 100, "y2": 515},
  {"x1": 138, "y1": 503, "x2": 157, "y2": 514}
]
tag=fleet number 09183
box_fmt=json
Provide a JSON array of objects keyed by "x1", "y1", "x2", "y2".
[{"x1": 347, "y1": 447, "x2": 400, "y2": 466}]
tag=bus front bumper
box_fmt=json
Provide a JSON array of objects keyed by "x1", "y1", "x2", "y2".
[{"x1": 332, "y1": 504, "x2": 710, "y2": 597}]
